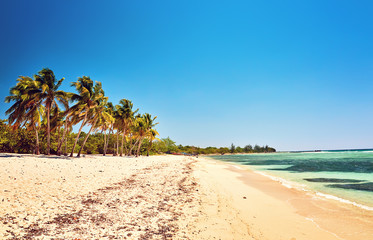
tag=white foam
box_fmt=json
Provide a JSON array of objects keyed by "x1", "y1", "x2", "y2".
[
  {"x1": 305, "y1": 217, "x2": 345, "y2": 240},
  {"x1": 315, "y1": 192, "x2": 373, "y2": 211},
  {"x1": 254, "y1": 171, "x2": 307, "y2": 190},
  {"x1": 232, "y1": 165, "x2": 242, "y2": 170},
  {"x1": 253, "y1": 170, "x2": 373, "y2": 212}
]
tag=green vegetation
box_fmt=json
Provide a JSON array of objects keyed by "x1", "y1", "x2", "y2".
[
  {"x1": 3, "y1": 68, "x2": 159, "y2": 156},
  {"x1": 2, "y1": 68, "x2": 276, "y2": 156},
  {"x1": 0, "y1": 121, "x2": 276, "y2": 155},
  {"x1": 176, "y1": 143, "x2": 276, "y2": 155}
]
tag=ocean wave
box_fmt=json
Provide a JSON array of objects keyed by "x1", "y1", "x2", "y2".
[
  {"x1": 314, "y1": 192, "x2": 373, "y2": 211},
  {"x1": 253, "y1": 171, "x2": 307, "y2": 190},
  {"x1": 253, "y1": 170, "x2": 373, "y2": 211}
]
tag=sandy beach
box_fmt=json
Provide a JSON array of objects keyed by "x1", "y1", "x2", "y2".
[{"x1": 1, "y1": 154, "x2": 372, "y2": 239}]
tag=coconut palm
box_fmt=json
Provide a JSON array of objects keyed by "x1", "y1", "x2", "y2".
[
  {"x1": 5, "y1": 76, "x2": 44, "y2": 154},
  {"x1": 94, "y1": 100, "x2": 114, "y2": 156},
  {"x1": 30, "y1": 69, "x2": 68, "y2": 155},
  {"x1": 55, "y1": 106, "x2": 74, "y2": 155},
  {"x1": 76, "y1": 81, "x2": 107, "y2": 157},
  {"x1": 115, "y1": 99, "x2": 138, "y2": 157},
  {"x1": 132, "y1": 115, "x2": 148, "y2": 157},
  {"x1": 136, "y1": 113, "x2": 158, "y2": 157},
  {"x1": 105, "y1": 102, "x2": 116, "y2": 155},
  {"x1": 69, "y1": 76, "x2": 97, "y2": 157},
  {"x1": 146, "y1": 128, "x2": 159, "y2": 156}
]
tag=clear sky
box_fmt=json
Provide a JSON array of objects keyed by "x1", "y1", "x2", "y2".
[{"x1": 1, "y1": 0, "x2": 373, "y2": 151}]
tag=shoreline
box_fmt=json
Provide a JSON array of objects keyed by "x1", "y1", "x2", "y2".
[
  {"x1": 0, "y1": 154, "x2": 372, "y2": 239},
  {"x1": 197, "y1": 157, "x2": 373, "y2": 240},
  {"x1": 253, "y1": 170, "x2": 373, "y2": 211},
  {"x1": 205, "y1": 153, "x2": 373, "y2": 211}
]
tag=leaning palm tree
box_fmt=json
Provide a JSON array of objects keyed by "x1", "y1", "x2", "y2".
[
  {"x1": 104, "y1": 102, "x2": 115, "y2": 155},
  {"x1": 32, "y1": 68, "x2": 68, "y2": 155},
  {"x1": 69, "y1": 76, "x2": 97, "y2": 157},
  {"x1": 92, "y1": 99, "x2": 114, "y2": 156},
  {"x1": 49, "y1": 107, "x2": 66, "y2": 153},
  {"x1": 112, "y1": 109, "x2": 121, "y2": 156},
  {"x1": 115, "y1": 99, "x2": 138, "y2": 157},
  {"x1": 75, "y1": 81, "x2": 107, "y2": 157},
  {"x1": 132, "y1": 115, "x2": 148, "y2": 157},
  {"x1": 146, "y1": 128, "x2": 159, "y2": 156},
  {"x1": 136, "y1": 113, "x2": 158, "y2": 157},
  {"x1": 5, "y1": 76, "x2": 44, "y2": 154}
]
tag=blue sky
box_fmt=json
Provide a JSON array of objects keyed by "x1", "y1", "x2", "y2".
[{"x1": 1, "y1": 0, "x2": 373, "y2": 151}]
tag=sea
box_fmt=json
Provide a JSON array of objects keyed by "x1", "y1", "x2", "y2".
[{"x1": 208, "y1": 150, "x2": 373, "y2": 211}]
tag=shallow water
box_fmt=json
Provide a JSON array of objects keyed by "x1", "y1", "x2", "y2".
[{"x1": 208, "y1": 151, "x2": 373, "y2": 209}]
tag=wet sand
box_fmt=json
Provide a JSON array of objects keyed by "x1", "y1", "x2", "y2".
[
  {"x1": 0, "y1": 154, "x2": 372, "y2": 239},
  {"x1": 193, "y1": 157, "x2": 373, "y2": 240}
]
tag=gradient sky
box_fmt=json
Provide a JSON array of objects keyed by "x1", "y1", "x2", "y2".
[{"x1": 1, "y1": 0, "x2": 373, "y2": 151}]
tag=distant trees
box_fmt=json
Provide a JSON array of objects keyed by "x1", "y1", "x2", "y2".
[
  {"x1": 244, "y1": 145, "x2": 253, "y2": 152},
  {"x1": 157, "y1": 140, "x2": 276, "y2": 155},
  {"x1": 230, "y1": 143, "x2": 236, "y2": 153}
]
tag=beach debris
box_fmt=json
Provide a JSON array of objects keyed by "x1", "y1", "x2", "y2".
[{"x1": 0, "y1": 157, "x2": 199, "y2": 239}]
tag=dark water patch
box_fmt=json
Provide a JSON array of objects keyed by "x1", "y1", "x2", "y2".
[
  {"x1": 327, "y1": 182, "x2": 373, "y2": 192},
  {"x1": 271, "y1": 160, "x2": 373, "y2": 173},
  {"x1": 304, "y1": 178, "x2": 366, "y2": 183},
  {"x1": 242, "y1": 160, "x2": 294, "y2": 165},
  {"x1": 210, "y1": 155, "x2": 373, "y2": 173}
]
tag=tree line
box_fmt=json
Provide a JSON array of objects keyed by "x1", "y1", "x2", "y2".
[
  {"x1": 0, "y1": 120, "x2": 276, "y2": 156},
  {"x1": 0, "y1": 121, "x2": 176, "y2": 156},
  {"x1": 2, "y1": 68, "x2": 276, "y2": 156},
  {"x1": 0, "y1": 118, "x2": 276, "y2": 155},
  {"x1": 177, "y1": 143, "x2": 276, "y2": 155},
  {"x1": 4, "y1": 68, "x2": 158, "y2": 157}
]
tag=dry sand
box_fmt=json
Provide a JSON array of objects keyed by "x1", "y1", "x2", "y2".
[{"x1": 0, "y1": 154, "x2": 372, "y2": 239}]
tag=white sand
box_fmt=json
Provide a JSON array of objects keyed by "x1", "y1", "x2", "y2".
[
  {"x1": 1, "y1": 154, "x2": 372, "y2": 239},
  {"x1": 0, "y1": 154, "x2": 198, "y2": 239}
]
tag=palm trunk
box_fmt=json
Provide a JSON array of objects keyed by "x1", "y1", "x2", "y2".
[
  {"x1": 126, "y1": 135, "x2": 133, "y2": 156},
  {"x1": 116, "y1": 131, "x2": 119, "y2": 156},
  {"x1": 70, "y1": 111, "x2": 88, "y2": 157},
  {"x1": 136, "y1": 137, "x2": 144, "y2": 157},
  {"x1": 103, "y1": 130, "x2": 107, "y2": 156},
  {"x1": 56, "y1": 127, "x2": 61, "y2": 154},
  {"x1": 147, "y1": 140, "x2": 153, "y2": 157},
  {"x1": 57, "y1": 121, "x2": 69, "y2": 155},
  {"x1": 46, "y1": 103, "x2": 51, "y2": 155},
  {"x1": 64, "y1": 127, "x2": 69, "y2": 156},
  {"x1": 111, "y1": 129, "x2": 116, "y2": 156},
  {"x1": 106, "y1": 128, "x2": 111, "y2": 155},
  {"x1": 77, "y1": 118, "x2": 98, "y2": 157},
  {"x1": 128, "y1": 138, "x2": 139, "y2": 156},
  {"x1": 120, "y1": 128, "x2": 126, "y2": 157},
  {"x1": 34, "y1": 127, "x2": 40, "y2": 155}
]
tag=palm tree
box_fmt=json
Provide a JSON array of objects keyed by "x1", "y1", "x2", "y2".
[
  {"x1": 115, "y1": 99, "x2": 138, "y2": 157},
  {"x1": 136, "y1": 113, "x2": 158, "y2": 157},
  {"x1": 112, "y1": 109, "x2": 120, "y2": 156},
  {"x1": 32, "y1": 68, "x2": 68, "y2": 155},
  {"x1": 69, "y1": 76, "x2": 97, "y2": 157},
  {"x1": 132, "y1": 115, "x2": 148, "y2": 157},
  {"x1": 75, "y1": 81, "x2": 107, "y2": 157},
  {"x1": 92, "y1": 98, "x2": 114, "y2": 156},
  {"x1": 104, "y1": 102, "x2": 115, "y2": 155},
  {"x1": 146, "y1": 128, "x2": 159, "y2": 156},
  {"x1": 5, "y1": 76, "x2": 44, "y2": 154}
]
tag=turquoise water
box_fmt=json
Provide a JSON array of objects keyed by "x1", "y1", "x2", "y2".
[{"x1": 208, "y1": 151, "x2": 373, "y2": 209}]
